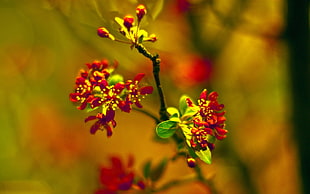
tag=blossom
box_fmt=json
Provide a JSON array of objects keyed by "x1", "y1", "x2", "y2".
[
  {"x1": 69, "y1": 59, "x2": 153, "y2": 137},
  {"x1": 84, "y1": 111, "x2": 116, "y2": 137},
  {"x1": 186, "y1": 89, "x2": 227, "y2": 151},
  {"x1": 120, "y1": 73, "x2": 154, "y2": 112},
  {"x1": 69, "y1": 70, "x2": 93, "y2": 110},
  {"x1": 97, "y1": 4, "x2": 157, "y2": 47},
  {"x1": 95, "y1": 156, "x2": 145, "y2": 194}
]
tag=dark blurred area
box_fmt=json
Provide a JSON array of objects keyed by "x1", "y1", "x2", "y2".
[{"x1": 0, "y1": 0, "x2": 308, "y2": 193}]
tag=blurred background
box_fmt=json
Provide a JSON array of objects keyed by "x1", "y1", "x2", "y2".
[{"x1": 0, "y1": 0, "x2": 308, "y2": 193}]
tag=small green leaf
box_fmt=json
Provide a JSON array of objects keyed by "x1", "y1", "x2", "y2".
[
  {"x1": 182, "y1": 107, "x2": 199, "y2": 120},
  {"x1": 138, "y1": 34, "x2": 144, "y2": 43},
  {"x1": 167, "y1": 107, "x2": 180, "y2": 118},
  {"x1": 150, "y1": 158, "x2": 168, "y2": 182},
  {"x1": 179, "y1": 95, "x2": 192, "y2": 115},
  {"x1": 169, "y1": 117, "x2": 181, "y2": 122},
  {"x1": 143, "y1": 160, "x2": 152, "y2": 179},
  {"x1": 156, "y1": 121, "x2": 178, "y2": 138},
  {"x1": 195, "y1": 149, "x2": 212, "y2": 164},
  {"x1": 85, "y1": 104, "x2": 99, "y2": 113},
  {"x1": 188, "y1": 147, "x2": 198, "y2": 158},
  {"x1": 107, "y1": 74, "x2": 124, "y2": 85}
]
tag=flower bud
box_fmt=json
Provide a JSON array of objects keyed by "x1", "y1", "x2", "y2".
[
  {"x1": 97, "y1": 27, "x2": 115, "y2": 40},
  {"x1": 123, "y1": 15, "x2": 134, "y2": 30},
  {"x1": 187, "y1": 157, "x2": 196, "y2": 168},
  {"x1": 136, "y1": 4, "x2": 147, "y2": 21},
  {"x1": 145, "y1": 34, "x2": 157, "y2": 42},
  {"x1": 97, "y1": 27, "x2": 109, "y2": 38}
]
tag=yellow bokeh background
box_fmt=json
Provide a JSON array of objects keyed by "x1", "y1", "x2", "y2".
[{"x1": 0, "y1": 0, "x2": 304, "y2": 193}]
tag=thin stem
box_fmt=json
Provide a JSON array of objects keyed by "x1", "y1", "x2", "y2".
[
  {"x1": 132, "y1": 107, "x2": 160, "y2": 123},
  {"x1": 135, "y1": 44, "x2": 169, "y2": 121}
]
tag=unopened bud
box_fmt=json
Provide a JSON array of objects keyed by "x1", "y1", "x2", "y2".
[
  {"x1": 97, "y1": 27, "x2": 115, "y2": 40},
  {"x1": 136, "y1": 4, "x2": 147, "y2": 21},
  {"x1": 123, "y1": 15, "x2": 134, "y2": 30},
  {"x1": 187, "y1": 157, "x2": 196, "y2": 168}
]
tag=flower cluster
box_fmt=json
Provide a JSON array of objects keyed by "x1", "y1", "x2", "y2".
[
  {"x1": 69, "y1": 60, "x2": 153, "y2": 137},
  {"x1": 95, "y1": 156, "x2": 145, "y2": 194},
  {"x1": 97, "y1": 4, "x2": 157, "y2": 47},
  {"x1": 155, "y1": 89, "x2": 227, "y2": 164},
  {"x1": 186, "y1": 89, "x2": 227, "y2": 151}
]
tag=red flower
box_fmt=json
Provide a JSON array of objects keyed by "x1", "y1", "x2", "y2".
[
  {"x1": 122, "y1": 73, "x2": 154, "y2": 111},
  {"x1": 95, "y1": 156, "x2": 145, "y2": 194},
  {"x1": 186, "y1": 89, "x2": 227, "y2": 151},
  {"x1": 69, "y1": 70, "x2": 93, "y2": 110},
  {"x1": 84, "y1": 111, "x2": 116, "y2": 136},
  {"x1": 69, "y1": 60, "x2": 153, "y2": 137}
]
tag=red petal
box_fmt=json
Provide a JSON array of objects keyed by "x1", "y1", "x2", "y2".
[
  {"x1": 133, "y1": 73, "x2": 145, "y2": 82},
  {"x1": 77, "y1": 101, "x2": 87, "y2": 110},
  {"x1": 90, "y1": 122, "x2": 100, "y2": 134},
  {"x1": 208, "y1": 91, "x2": 218, "y2": 101},
  {"x1": 69, "y1": 93, "x2": 79, "y2": 102},
  {"x1": 111, "y1": 157, "x2": 123, "y2": 170},
  {"x1": 84, "y1": 115, "x2": 97, "y2": 122},
  {"x1": 135, "y1": 101, "x2": 143, "y2": 108},
  {"x1": 215, "y1": 134, "x2": 226, "y2": 140},
  {"x1": 114, "y1": 83, "x2": 125, "y2": 93},
  {"x1": 105, "y1": 125, "x2": 113, "y2": 137},
  {"x1": 119, "y1": 101, "x2": 132, "y2": 113},
  {"x1": 215, "y1": 127, "x2": 228, "y2": 135},
  {"x1": 139, "y1": 86, "x2": 153, "y2": 95},
  {"x1": 199, "y1": 89, "x2": 208, "y2": 99},
  {"x1": 105, "y1": 109, "x2": 116, "y2": 122},
  {"x1": 186, "y1": 98, "x2": 194, "y2": 107}
]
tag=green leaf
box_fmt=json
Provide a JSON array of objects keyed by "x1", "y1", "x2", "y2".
[
  {"x1": 188, "y1": 147, "x2": 198, "y2": 158},
  {"x1": 156, "y1": 121, "x2": 178, "y2": 138},
  {"x1": 179, "y1": 95, "x2": 192, "y2": 115},
  {"x1": 143, "y1": 160, "x2": 152, "y2": 179},
  {"x1": 138, "y1": 34, "x2": 144, "y2": 43},
  {"x1": 182, "y1": 107, "x2": 199, "y2": 120},
  {"x1": 167, "y1": 107, "x2": 180, "y2": 118},
  {"x1": 169, "y1": 117, "x2": 181, "y2": 122},
  {"x1": 150, "y1": 158, "x2": 168, "y2": 182},
  {"x1": 195, "y1": 149, "x2": 212, "y2": 164},
  {"x1": 107, "y1": 74, "x2": 124, "y2": 85},
  {"x1": 179, "y1": 123, "x2": 193, "y2": 148},
  {"x1": 84, "y1": 104, "x2": 99, "y2": 113}
]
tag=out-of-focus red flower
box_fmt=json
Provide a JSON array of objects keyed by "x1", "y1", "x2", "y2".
[
  {"x1": 95, "y1": 156, "x2": 145, "y2": 194},
  {"x1": 176, "y1": 0, "x2": 192, "y2": 13},
  {"x1": 172, "y1": 56, "x2": 213, "y2": 88}
]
